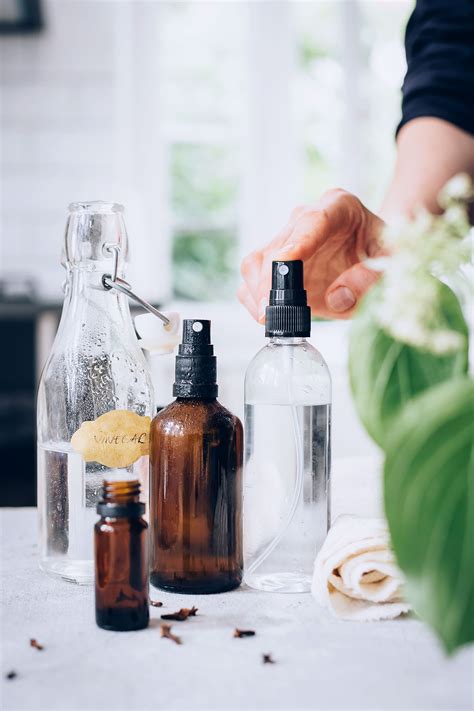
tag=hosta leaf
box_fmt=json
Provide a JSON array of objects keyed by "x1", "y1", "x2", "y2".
[
  {"x1": 349, "y1": 280, "x2": 468, "y2": 448},
  {"x1": 384, "y1": 378, "x2": 474, "y2": 653}
]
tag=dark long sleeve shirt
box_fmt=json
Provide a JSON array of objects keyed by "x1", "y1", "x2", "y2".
[{"x1": 398, "y1": 0, "x2": 474, "y2": 136}]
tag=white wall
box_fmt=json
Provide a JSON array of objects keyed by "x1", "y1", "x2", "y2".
[{"x1": 0, "y1": 0, "x2": 170, "y2": 302}]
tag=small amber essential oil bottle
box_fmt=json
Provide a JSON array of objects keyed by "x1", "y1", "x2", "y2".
[
  {"x1": 150, "y1": 319, "x2": 243, "y2": 594},
  {"x1": 95, "y1": 480, "x2": 149, "y2": 631}
]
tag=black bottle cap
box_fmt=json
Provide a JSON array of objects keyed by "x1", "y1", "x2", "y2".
[
  {"x1": 97, "y1": 501, "x2": 145, "y2": 518},
  {"x1": 173, "y1": 319, "x2": 218, "y2": 399},
  {"x1": 265, "y1": 260, "x2": 311, "y2": 337}
]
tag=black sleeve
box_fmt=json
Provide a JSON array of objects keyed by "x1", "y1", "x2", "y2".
[{"x1": 398, "y1": 0, "x2": 474, "y2": 136}]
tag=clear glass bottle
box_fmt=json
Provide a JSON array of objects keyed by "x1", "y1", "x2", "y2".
[
  {"x1": 37, "y1": 202, "x2": 154, "y2": 585},
  {"x1": 244, "y1": 260, "x2": 331, "y2": 593}
]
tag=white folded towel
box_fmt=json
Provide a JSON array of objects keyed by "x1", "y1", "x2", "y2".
[{"x1": 311, "y1": 515, "x2": 411, "y2": 621}]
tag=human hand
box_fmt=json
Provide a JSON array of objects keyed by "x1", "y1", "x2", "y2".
[{"x1": 238, "y1": 189, "x2": 386, "y2": 321}]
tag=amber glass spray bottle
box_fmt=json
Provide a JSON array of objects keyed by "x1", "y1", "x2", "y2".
[
  {"x1": 150, "y1": 319, "x2": 243, "y2": 594},
  {"x1": 95, "y1": 480, "x2": 149, "y2": 631}
]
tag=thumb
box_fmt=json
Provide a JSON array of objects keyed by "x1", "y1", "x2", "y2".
[{"x1": 325, "y1": 262, "x2": 381, "y2": 316}]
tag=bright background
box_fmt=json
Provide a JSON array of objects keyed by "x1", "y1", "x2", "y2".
[
  {"x1": 0, "y1": 0, "x2": 414, "y2": 501},
  {"x1": 1, "y1": 0, "x2": 412, "y2": 300}
]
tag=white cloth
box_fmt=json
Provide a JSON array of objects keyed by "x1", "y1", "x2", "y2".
[{"x1": 312, "y1": 514, "x2": 411, "y2": 621}]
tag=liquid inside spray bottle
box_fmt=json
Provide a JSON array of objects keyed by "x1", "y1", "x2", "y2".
[{"x1": 244, "y1": 260, "x2": 331, "y2": 593}]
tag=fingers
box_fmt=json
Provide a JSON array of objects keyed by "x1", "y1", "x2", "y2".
[
  {"x1": 240, "y1": 249, "x2": 263, "y2": 296},
  {"x1": 254, "y1": 191, "x2": 358, "y2": 313},
  {"x1": 275, "y1": 189, "x2": 360, "y2": 262},
  {"x1": 237, "y1": 282, "x2": 259, "y2": 321},
  {"x1": 239, "y1": 188, "x2": 370, "y2": 322},
  {"x1": 239, "y1": 208, "x2": 305, "y2": 322},
  {"x1": 239, "y1": 249, "x2": 267, "y2": 322},
  {"x1": 325, "y1": 262, "x2": 381, "y2": 317}
]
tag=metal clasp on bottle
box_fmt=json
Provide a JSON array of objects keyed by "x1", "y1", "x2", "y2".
[{"x1": 101, "y1": 243, "x2": 170, "y2": 326}]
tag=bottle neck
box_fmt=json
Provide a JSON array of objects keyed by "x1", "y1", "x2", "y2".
[
  {"x1": 58, "y1": 266, "x2": 135, "y2": 337},
  {"x1": 103, "y1": 479, "x2": 140, "y2": 505},
  {"x1": 269, "y1": 337, "x2": 307, "y2": 346},
  {"x1": 97, "y1": 479, "x2": 144, "y2": 519},
  {"x1": 61, "y1": 203, "x2": 131, "y2": 327},
  {"x1": 66, "y1": 266, "x2": 126, "y2": 307},
  {"x1": 175, "y1": 396, "x2": 217, "y2": 404}
]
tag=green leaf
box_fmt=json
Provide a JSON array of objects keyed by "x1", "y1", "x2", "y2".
[
  {"x1": 384, "y1": 377, "x2": 474, "y2": 653},
  {"x1": 349, "y1": 280, "x2": 468, "y2": 447}
]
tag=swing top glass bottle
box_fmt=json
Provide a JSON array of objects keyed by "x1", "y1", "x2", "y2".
[{"x1": 37, "y1": 202, "x2": 154, "y2": 584}]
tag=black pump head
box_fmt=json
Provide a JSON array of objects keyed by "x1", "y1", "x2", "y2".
[
  {"x1": 173, "y1": 319, "x2": 218, "y2": 399},
  {"x1": 265, "y1": 260, "x2": 311, "y2": 337}
]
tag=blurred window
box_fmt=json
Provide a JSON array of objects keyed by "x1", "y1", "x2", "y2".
[
  {"x1": 160, "y1": 2, "x2": 244, "y2": 303},
  {"x1": 160, "y1": 0, "x2": 412, "y2": 303},
  {"x1": 0, "y1": 0, "x2": 412, "y2": 304}
]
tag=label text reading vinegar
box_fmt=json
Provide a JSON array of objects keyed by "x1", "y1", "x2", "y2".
[
  {"x1": 71, "y1": 410, "x2": 151, "y2": 467},
  {"x1": 93, "y1": 431, "x2": 148, "y2": 446}
]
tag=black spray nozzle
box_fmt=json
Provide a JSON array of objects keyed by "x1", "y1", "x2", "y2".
[
  {"x1": 265, "y1": 260, "x2": 311, "y2": 338},
  {"x1": 178, "y1": 319, "x2": 214, "y2": 356},
  {"x1": 173, "y1": 319, "x2": 218, "y2": 399},
  {"x1": 269, "y1": 260, "x2": 307, "y2": 306}
]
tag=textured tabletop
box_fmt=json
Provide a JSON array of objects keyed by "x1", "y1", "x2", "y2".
[{"x1": 1, "y1": 502, "x2": 472, "y2": 710}]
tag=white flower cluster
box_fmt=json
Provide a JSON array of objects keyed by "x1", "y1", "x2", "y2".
[{"x1": 370, "y1": 174, "x2": 473, "y2": 354}]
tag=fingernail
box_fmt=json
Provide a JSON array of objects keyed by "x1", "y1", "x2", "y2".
[
  {"x1": 259, "y1": 297, "x2": 268, "y2": 321},
  {"x1": 327, "y1": 287, "x2": 356, "y2": 313}
]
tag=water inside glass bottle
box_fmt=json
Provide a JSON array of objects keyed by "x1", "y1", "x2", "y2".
[{"x1": 37, "y1": 202, "x2": 154, "y2": 584}]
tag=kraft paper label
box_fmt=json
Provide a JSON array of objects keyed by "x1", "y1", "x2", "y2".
[{"x1": 71, "y1": 410, "x2": 151, "y2": 468}]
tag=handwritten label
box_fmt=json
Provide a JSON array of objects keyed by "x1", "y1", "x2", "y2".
[{"x1": 71, "y1": 410, "x2": 151, "y2": 468}]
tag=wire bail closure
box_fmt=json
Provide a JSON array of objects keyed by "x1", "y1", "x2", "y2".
[{"x1": 101, "y1": 243, "x2": 170, "y2": 326}]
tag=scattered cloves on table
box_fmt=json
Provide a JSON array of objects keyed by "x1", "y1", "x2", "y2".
[
  {"x1": 262, "y1": 653, "x2": 275, "y2": 664},
  {"x1": 30, "y1": 639, "x2": 44, "y2": 651},
  {"x1": 233, "y1": 628, "x2": 256, "y2": 638},
  {"x1": 161, "y1": 606, "x2": 198, "y2": 621},
  {"x1": 5, "y1": 671, "x2": 17, "y2": 680},
  {"x1": 160, "y1": 623, "x2": 182, "y2": 645},
  {"x1": 150, "y1": 600, "x2": 163, "y2": 608}
]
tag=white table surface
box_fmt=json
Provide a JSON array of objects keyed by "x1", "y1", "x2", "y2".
[{"x1": 1, "y1": 501, "x2": 473, "y2": 710}]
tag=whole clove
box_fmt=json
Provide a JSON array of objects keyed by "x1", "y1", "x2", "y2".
[
  {"x1": 161, "y1": 606, "x2": 198, "y2": 621},
  {"x1": 150, "y1": 600, "x2": 163, "y2": 608},
  {"x1": 5, "y1": 671, "x2": 17, "y2": 680},
  {"x1": 160, "y1": 623, "x2": 182, "y2": 645},
  {"x1": 30, "y1": 639, "x2": 44, "y2": 651},
  {"x1": 262, "y1": 653, "x2": 275, "y2": 664},
  {"x1": 233, "y1": 628, "x2": 255, "y2": 638}
]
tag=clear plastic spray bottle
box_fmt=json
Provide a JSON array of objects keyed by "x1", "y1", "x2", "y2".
[{"x1": 244, "y1": 260, "x2": 331, "y2": 592}]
